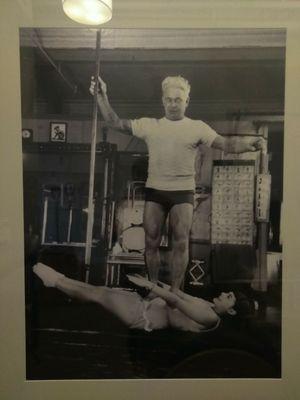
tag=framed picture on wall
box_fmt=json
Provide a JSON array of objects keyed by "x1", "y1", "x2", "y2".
[
  {"x1": 49, "y1": 122, "x2": 67, "y2": 142},
  {"x1": 4, "y1": 0, "x2": 300, "y2": 397},
  {"x1": 19, "y1": 25, "x2": 285, "y2": 385}
]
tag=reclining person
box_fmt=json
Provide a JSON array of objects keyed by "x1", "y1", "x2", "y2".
[{"x1": 33, "y1": 263, "x2": 255, "y2": 333}]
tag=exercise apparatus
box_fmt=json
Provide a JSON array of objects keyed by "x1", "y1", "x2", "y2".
[
  {"x1": 35, "y1": 30, "x2": 116, "y2": 283},
  {"x1": 209, "y1": 127, "x2": 272, "y2": 295}
]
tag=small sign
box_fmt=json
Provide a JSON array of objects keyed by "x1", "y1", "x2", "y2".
[{"x1": 50, "y1": 122, "x2": 67, "y2": 142}]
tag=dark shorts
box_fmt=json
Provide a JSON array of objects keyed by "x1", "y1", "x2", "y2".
[{"x1": 145, "y1": 188, "x2": 194, "y2": 213}]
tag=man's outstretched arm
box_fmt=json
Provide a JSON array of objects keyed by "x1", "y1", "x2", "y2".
[
  {"x1": 90, "y1": 76, "x2": 133, "y2": 135},
  {"x1": 211, "y1": 135, "x2": 265, "y2": 154}
]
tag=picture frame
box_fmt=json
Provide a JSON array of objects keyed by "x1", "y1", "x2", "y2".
[
  {"x1": 1, "y1": 1, "x2": 300, "y2": 400},
  {"x1": 49, "y1": 122, "x2": 67, "y2": 142},
  {"x1": 21, "y1": 24, "x2": 284, "y2": 382}
]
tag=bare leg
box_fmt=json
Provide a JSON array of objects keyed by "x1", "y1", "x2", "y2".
[
  {"x1": 169, "y1": 203, "x2": 194, "y2": 292},
  {"x1": 57, "y1": 278, "x2": 141, "y2": 326},
  {"x1": 33, "y1": 263, "x2": 141, "y2": 326},
  {"x1": 143, "y1": 201, "x2": 166, "y2": 283}
]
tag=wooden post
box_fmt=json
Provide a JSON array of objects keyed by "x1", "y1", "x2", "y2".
[{"x1": 84, "y1": 30, "x2": 101, "y2": 282}]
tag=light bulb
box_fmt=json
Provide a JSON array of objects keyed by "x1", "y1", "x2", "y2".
[{"x1": 62, "y1": 0, "x2": 112, "y2": 25}]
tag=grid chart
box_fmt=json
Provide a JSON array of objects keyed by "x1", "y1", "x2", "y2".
[{"x1": 211, "y1": 160, "x2": 255, "y2": 245}]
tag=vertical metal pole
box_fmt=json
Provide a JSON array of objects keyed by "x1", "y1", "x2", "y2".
[
  {"x1": 100, "y1": 158, "x2": 109, "y2": 238},
  {"x1": 67, "y1": 208, "x2": 72, "y2": 243},
  {"x1": 257, "y1": 124, "x2": 269, "y2": 292},
  {"x1": 108, "y1": 201, "x2": 115, "y2": 249},
  {"x1": 41, "y1": 197, "x2": 48, "y2": 244},
  {"x1": 85, "y1": 30, "x2": 101, "y2": 282}
]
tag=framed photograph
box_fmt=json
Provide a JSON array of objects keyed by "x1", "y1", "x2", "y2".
[
  {"x1": 49, "y1": 122, "x2": 67, "y2": 142},
  {"x1": 20, "y1": 26, "x2": 284, "y2": 382},
  {"x1": 2, "y1": 1, "x2": 300, "y2": 400}
]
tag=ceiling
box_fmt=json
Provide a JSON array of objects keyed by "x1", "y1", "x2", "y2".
[{"x1": 19, "y1": 28, "x2": 286, "y2": 122}]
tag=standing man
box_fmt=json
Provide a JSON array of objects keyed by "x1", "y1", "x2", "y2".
[{"x1": 90, "y1": 75, "x2": 263, "y2": 293}]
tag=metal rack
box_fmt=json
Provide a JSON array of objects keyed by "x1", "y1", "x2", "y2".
[{"x1": 105, "y1": 253, "x2": 145, "y2": 286}]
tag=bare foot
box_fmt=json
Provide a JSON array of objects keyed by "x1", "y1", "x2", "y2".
[{"x1": 33, "y1": 263, "x2": 64, "y2": 287}]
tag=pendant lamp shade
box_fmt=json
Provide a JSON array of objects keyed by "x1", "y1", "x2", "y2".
[{"x1": 62, "y1": 0, "x2": 112, "y2": 25}]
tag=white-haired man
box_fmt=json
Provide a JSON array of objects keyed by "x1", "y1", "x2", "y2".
[{"x1": 90, "y1": 75, "x2": 264, "y2": 293}]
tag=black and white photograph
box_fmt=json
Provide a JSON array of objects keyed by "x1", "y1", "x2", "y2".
[
  {"x1": 50, "y1": 121, "x2": 67, "y2": 142},
  {"x1": 21, "y1": 27, "x2": 284, "y2": 380}
]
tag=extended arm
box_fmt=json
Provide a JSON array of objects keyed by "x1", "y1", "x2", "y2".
[
  {"x1": 211, "y1": 135, "x2": 265, "y2": 154},
  {"x1": 157, "y1": 280, "x2": 196, "y2": 302},
  {"x1": 127, "y1": 275, "x2": 218, "y2": 327},
  {"x1": 90, "y1": 76, "x2": 132, "y2": 135}
]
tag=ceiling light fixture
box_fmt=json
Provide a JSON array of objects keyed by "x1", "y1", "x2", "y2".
[{"x1": 62, "y1": 0, "x2": 112, "y2": 25}]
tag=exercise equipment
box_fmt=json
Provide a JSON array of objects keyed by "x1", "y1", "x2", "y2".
[
  {"x1": 209, "y1": 131, "x2": 272, "y2": 289},
  {"x1": 256, "y1": 124, "x2": 271, "y2": 292},
  {"x1": 117, "y1": 181, "x2": 146, "y2": 253},
  {"x1": 211, "y1": 160, "x2": 255, "y2": 246},
  {"x1": 105, "y1": 181, "x2": 146, "y2": 286}
]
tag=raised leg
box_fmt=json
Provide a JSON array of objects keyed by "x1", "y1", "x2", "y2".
[
  {"x1": 143, "y1": 201, "x2": 167, "y2": 283},
  {"x1": 169, "y1": 203, "x2": 194, "y2": 292},
  {"x1": 33, "y1": 263, "x2": 142, "y2": 326}
]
